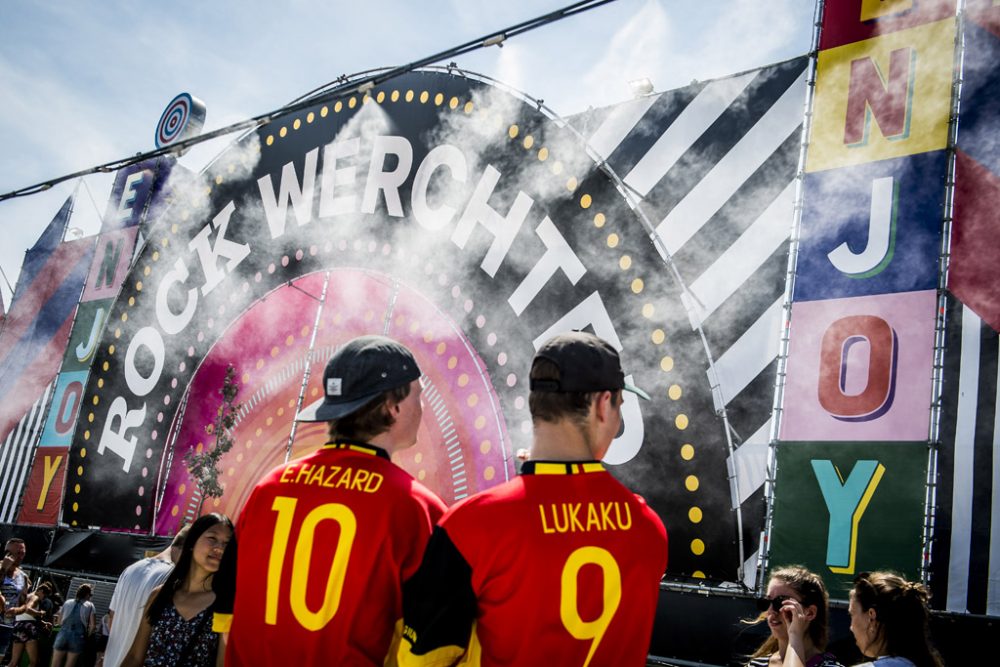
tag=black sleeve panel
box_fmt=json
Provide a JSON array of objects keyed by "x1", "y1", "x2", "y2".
[{"x1": 401, "y1": 525, "x2": 477, "y2": 658}]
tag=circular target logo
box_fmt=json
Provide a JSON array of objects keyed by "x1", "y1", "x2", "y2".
[{"x1": 155, "y1": 92, "x2": 207, "y2": 149}]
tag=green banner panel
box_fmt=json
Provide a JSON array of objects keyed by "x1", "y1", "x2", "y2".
[{"x1": 769, "y1": 441, "x2": 927, "y2": 598}]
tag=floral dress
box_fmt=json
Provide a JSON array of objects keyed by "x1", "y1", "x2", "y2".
[{"x1": 144, "y1": 605, "x2": 217, "y2": 667}]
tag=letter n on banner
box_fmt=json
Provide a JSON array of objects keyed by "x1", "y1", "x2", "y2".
[
  {"x1": 768, "y1": 441, "x2": 926, "y2": 597},
  {"x1": 82, "y1": 227, "x2": 140, "y2": 302}
]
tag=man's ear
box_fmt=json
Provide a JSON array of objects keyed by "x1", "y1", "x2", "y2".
[{"x1": 594, "y1": 390, "x2": 615, "y2": 422}]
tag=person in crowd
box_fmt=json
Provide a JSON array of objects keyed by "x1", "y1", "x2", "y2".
[
  {"x1": 35, "y1": 581, "x2": 57, "y2": 628},
  {"x1": 745, "y1": 566, "x2": 842, "y2": 667},
  {"x1": 849, "y1": 572, "x2": 944, "y2": 667},
  {"x1": 121, "y1": 513, "x2": 232, "y2": 667},
  {"x1": 399, "y1": 330, "x2": 668, "y2": 667},
  {"x1": 2, "y1": 538, "x2": 31, "y2": 624},
  {"x1": 95, "y1": 613, "x2": 110, "y2": 667},
  {"x1": 217, "y1": 335, "x2": 447, "y2": 666},
  {"x1": 103, "y1": 525, "x2": 189, "y2": 667},
  {"x1": 2, "y1": 538, "x2": 32, "y2": 664},
  {"x1": 51, "y1": 583, "x2": 96, "y2": 667},
  {"x1": 5, "y1": 581, "x2": 53, "y2": 667}
]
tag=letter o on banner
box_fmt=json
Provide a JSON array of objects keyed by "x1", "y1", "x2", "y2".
[
  {"x1": 817, "y1": 314, "x2": 896, "y2": 421},
  {"x1": 124, "y1": 327, "x2": 166, "y2": 397},
  {"x1": 55, "y1": 381, "x2": 84, "y2": 434}
]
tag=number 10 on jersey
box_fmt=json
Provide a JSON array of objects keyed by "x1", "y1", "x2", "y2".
[{"x1": 266, "y1": 496, "x2": 357, "y2": 631}]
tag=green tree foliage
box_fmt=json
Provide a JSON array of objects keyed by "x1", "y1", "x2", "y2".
[{"x1": 185, "y1": 364, "x2": 242, "y2": 500}]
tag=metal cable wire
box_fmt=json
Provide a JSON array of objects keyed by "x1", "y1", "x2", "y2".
[{"x1": 0, "y1": 0, "x2": 618, "y2": 204}]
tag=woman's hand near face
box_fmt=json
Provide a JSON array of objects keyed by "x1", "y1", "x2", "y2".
[
  {"x1": 780, "y1": 597, "x2": 810, "y2": 638},
  {"x1": 780, "y1": 598, "x2": 810, "y2": 667}
]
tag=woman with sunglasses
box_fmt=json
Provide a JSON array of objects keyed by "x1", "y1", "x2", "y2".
[
  {"x1": 848, "y1": 571, "x2": 943, "y2": 667},
  {"x1": 746, "y1": 565, "x2": 843, "y2": 667}
]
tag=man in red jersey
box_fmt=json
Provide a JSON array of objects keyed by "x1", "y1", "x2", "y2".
[
  {"x1": 217, "y1": 335, "x2": 447, "y2": 666},
  {"x1": 399, "y1": 331, "x2": 668, "y2": 667}
]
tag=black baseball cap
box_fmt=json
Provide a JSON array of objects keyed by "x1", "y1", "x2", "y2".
[
  {"x1": 529, "y1": 331, "x2": 650, "y2": 400},
  {"x1": 295, "y1": 335, "x2": 421, "y2": 422}
]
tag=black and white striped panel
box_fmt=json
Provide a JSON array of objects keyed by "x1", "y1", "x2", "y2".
[
  {"x1": 934, "y1": 296, "x2": 1000, "y2": 615},
  {"x1": 0, "y1": 381, "x2": 54, "y2": 523},
  {"x1": 581, "y1": 57, "x2": 809, "y2": 587}
]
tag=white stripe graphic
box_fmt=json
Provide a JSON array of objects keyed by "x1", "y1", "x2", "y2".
[
  {"x1": 0, "y1": 382, "x2": 52, "y2": 522},
  {"x1": 988, "y1": 344, "x2": 1000, "y2": 615},
  {"x1": 948, "y1": 305, "x2": 981, "y2": 612},
  {"x1": 729, "y1": 420, "x2": 772, "y2": 509},
  {"x1": 708, "y1": 297, "x2": 784, "y2": 410},
  {"x1": 0, "y1": 410, "x2": 34, "y2": 518},
  {"x1": 742, "y1": 549, "x2": 760, "y2": 589},
  {"x1": 682, "y1": 181, "x2": 795, "y2": 327},
  {"x1": 624, "y1": 70, "x2": 757, "y2": 197},
  {"x1": 586, "y1": 95, "x2": 659, "y2": 161},
  {"x1": 654, "y1": 69, "x2": 808, "y2": 255}
]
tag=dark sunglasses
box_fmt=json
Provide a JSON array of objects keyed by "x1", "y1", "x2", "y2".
[{"x1": 755, "y1": 595, "x2": 792, "y2": 612}]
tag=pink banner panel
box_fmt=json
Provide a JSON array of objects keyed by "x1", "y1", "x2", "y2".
[
  {"x1": 81, "y1": 226, "x2": 140, "y2": 302},
  {"x1": 780, "y1": 290, "x2": 937, "y2": 441}
]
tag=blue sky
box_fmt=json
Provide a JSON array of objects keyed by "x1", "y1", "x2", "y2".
[{"x1": 0, "y1": 0, "x2": 815, "y2": 305}]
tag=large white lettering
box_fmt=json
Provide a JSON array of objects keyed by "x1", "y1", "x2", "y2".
[
  {"x1": 189, "y1": 201, "x2": 252, "y2": 296},
  {"x1": 320, "y1": 138, "x2": 360, "y2": 217},
  {"x1": 362, "y1": 135, "x2": 413, "y2": 217},
  {"x1": 124, "y1": 327, "x2": 165, "y2": 397},
  {"x1": 533, "y1": 292, "x2": 644, "y2": 465},
  {"x1": 259, "y1": 148, "x2": 319, "y2": 238},
  {"x1": 452, "y1": 165, "x2": 533, "y2": 278},
  {"x1": 116, "y1": 171, "x2": 145, "y2": 223},
  {"x1": 412, "y1": 144, "x2": 468, "y2": 231},
  {"x1": 508, "y1": 217, "x2": 586, "y2": 316},
  {"x1": 98, "y1": 396, "x2": 146, "y2": 473},
  {"x1": 155, "y1": 258, "x2": 199, "y2": 335}
]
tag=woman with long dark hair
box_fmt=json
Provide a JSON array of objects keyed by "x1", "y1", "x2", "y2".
[
  {"x1": 121, "y1": 513, "x2": 233, "y2": 667},
  {"x1": 746, "y1": 565, "x2": 843, "y2": 667},
  {"x1": 849, "y1": 572, "x2": 944, "y2": 667}
]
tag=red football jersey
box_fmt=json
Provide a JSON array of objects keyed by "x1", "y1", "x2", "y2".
[
  {"x1": 400, "y1": 460, "x2": 668, "y2": 667},
  {"x1": 225, "y1": 441, "x2": 446, "y2": 666}
]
